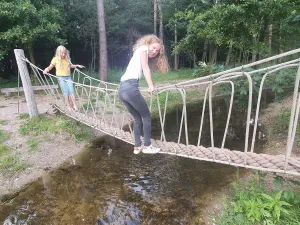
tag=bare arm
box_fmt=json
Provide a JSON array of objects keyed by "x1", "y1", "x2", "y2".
[
  {"x1": 141, "y1": 51, "x2": 155, "y2": 92},
  {"x1": 69, "y1": 64, "x2": 84, "y2": 69},
  {"x1": 43, "y1": 64, "x2": 55, "y2": 74}
]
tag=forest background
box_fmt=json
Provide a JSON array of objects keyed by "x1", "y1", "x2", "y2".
[{"x1": 1, "y1": 0, "x2": 300, "y2": 82}]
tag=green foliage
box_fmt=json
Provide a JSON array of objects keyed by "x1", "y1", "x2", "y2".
[
  {"x1": 273, "y1": 108, "x2": 300, "y2": 136},
  {"x1": 212, "y1": 65, "x2": 297, "y2": 110},
  {"x1": 217, "y1": 173, "x2": 300, "y2": 225},
  {"x1": 274, "y1": 108, "x2": 291, "y2": 133},
  {"x1": 262, "y1": 191, "x2": 291, "y2": 222},
  {"x1": 265, "y1": 68, "x2": 297, "y2": 98},
  {"x1": 192, "y1": 62, "x2": 228, "y2": 78},
  {"x1": 0, "y1": 0, "x2": 65, "y2": 58},
  {"x1": 172, "y1": 0, "x2": 300, "y2": 66}
]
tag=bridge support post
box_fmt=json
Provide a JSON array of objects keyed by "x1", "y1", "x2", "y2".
[{"x1": 14, "y1": 49, "x2": 39, "y2": 118}]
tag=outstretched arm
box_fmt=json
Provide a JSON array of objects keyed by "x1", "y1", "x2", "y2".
[
  {"x1": 43, "y1": 64, "x2": 54, "y2": 74},
  {"x1": 69, "y1": 64, "x2": 84, "y2": 69},
  {"x1": 141, "y1": 51, "x2": 155, "y2": 93}
]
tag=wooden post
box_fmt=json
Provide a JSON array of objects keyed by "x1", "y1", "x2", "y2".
[{"x1": 14, "y1": 49, "x2": 39, "y2": 118}]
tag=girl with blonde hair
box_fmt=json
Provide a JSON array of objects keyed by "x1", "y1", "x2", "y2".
[
  {"x1": 118, "y1": 34, "x2": 169, "y2": 154},
  {"x1": 43, "y1": 45, "x2": 84, "y2": 112}
]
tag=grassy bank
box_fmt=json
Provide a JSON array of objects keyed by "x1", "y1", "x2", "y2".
[
  {"x1": 0, "y1": 114, "x2": 94, "y2": 177},
  {"x1": 0, "y1": 120, "x2": 26, "y2": 175}
]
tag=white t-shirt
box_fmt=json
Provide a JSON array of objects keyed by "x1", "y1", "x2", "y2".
[{"x1": 121, "y1": 45, "x2": 148, "y2": 81}]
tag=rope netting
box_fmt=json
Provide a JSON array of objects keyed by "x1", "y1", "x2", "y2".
[{"x1": 23, "y1": 49, "x2": 300, "y2": 176}]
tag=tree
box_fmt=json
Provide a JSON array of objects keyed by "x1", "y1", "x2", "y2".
[
  {"x1": 62, "y1": 0, "x2": 99, "y2": 72},
  {"x1": 154, "y1": 0, "x2": 158, "y2": 35},
  {"x1": 96, "y1": 0, "x2": 108, "y2": 81},
  {"x1": 104, "y1": 0, "x2": 153, "y2": 65},
  {"x1": 158, "y1": 0, "x2": 164, "y2": 41},
  {"x1": 0, "y1": 0, "x2": 64, "y2": 64}
]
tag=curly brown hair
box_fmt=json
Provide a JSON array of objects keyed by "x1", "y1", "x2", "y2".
[{"x1": 133, "y1": 34, "x2": 169, "y2": 73}]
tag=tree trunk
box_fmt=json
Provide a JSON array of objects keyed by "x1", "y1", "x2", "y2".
[
  {"x1": 129, "y1": 31, "x2": 134, "y2": 58},
  {"x1": 96, "y1": 0, "x2": 108, "y2": 81},
  {"x1": 158, "y1": 0, "x2": 163, "y2": 41},
  {"x1": 237, "y1": 48, "x2": 242, "y2": 65},
  {"x1": 278, "y1": 23, "x2": 283, "y2": 63},
  {"x1": 209, "y1": 43, "x2": 212, "y2": 62},
  {"x1": 89, "y1": 35, "x2": 96, "y2": 72},
  {"x1": 252, "y1": 35, "x2": 257, "y2": 63},
  {"x1": 209, "y1": 45, "x2": 218, "y2": 64},
  {"x1": 202, "y1": 40, "x2": 208, "y2": 62},
  {"x1": 174, "y1": 23, "x2": 179, "y2": 70},
  {"x1": 27, "y1": 45, "x2": 39, "y2": 85},
  {"x1": 154, "y1": 0, "x2": 157, "y2": 35},
  {"x1": 193, "y1": 50, "x2": 196, "y2": 68},
  {"x1": 212, "y1": 47, "x2": 218, "y2": 64},
  {"x1": 225, "y1": 42, "x2": 233, "y2": 66},
  {"x1": 269, "y1": 24, "x2": 273, "y2": 51},
  {"x1": 243, "y1": 51, "x2": 247, "y2": 64}
]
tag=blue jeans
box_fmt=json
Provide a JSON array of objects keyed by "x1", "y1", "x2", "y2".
[
  {"x1": 57, "y1": 76, "x2": 75, "y2": 96},
  {"x1": 118, "y1": 79, "x2": 151, "y2": 147}
]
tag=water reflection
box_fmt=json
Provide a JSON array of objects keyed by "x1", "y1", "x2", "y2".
[{"x1": 0, "y1": 138, "x2": 244, "y2": 224}]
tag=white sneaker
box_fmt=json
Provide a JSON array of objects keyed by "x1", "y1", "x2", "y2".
[
  {"x1": 133, "y1": 146, "x2": 142, "y2": 154},
  {"x1": 142, "y1": 145, "x2": 160, "y2": 154}
]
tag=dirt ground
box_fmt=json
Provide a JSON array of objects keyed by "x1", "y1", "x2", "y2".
[{"x1": 0, "y1": 94, "x2": 97, "y2": 199}]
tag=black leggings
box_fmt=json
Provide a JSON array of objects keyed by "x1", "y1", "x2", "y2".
[{"x1": 118, "y1": 79, "x2": 151, "y2": 147}]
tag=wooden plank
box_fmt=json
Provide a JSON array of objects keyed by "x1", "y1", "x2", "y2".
[{"x1": 1, "y1": 85, "x2": 58, "y2": 94}]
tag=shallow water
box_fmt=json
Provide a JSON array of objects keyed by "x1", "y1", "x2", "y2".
[
  {"x1": 1, "y1": 99, "x2": 262, "y2": 225},
  {"x1": 0, "y1": 139, "x2": 244, "y2": 224}
]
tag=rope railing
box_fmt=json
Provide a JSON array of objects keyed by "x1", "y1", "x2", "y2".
[{"x1": 22, "y1": 52, "x2": 300, "y2": 176}]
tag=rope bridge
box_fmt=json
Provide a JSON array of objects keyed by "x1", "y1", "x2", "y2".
[{"x1": 17, "y1": 49, "x2": 300, "y2": 176}]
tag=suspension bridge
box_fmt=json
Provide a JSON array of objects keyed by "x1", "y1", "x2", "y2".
[{"x1": 12, "y1": 49, "x2": 300, "y2": 176}]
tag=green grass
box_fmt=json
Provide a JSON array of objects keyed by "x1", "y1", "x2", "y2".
[
  {"x1": 18, "y1": 113, "x2": 30, "y2": 120},
  {"x1": 0, "y1": 144, "x2": 10, "y2": 156},
  {"x1": 0, "y1": 154, "x2": 26, "y2": 173},
  {"x1": 146, "y1": 89, "x2": 203, "y2": 118},
  {"x1": 0, "y1": 120, "x2": 8, "y2": 125},
  {"x1": 139, "y1": 69, "x2": 194, "y2": 87},
  {"x1": 0, "y1": 129, "x2": 26, "y2": 175},
  {"x1": 19, "y1": 115, "x2": 93, "y2": 142},
  {"x1": 0, "y1": 130, "x2": 10, "y2": 143},
  {"x1": 27, "y1": 138, "x2": 38, "y2": 153}
]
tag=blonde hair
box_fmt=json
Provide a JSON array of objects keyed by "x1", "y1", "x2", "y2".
[
  {"x1": 133, "y1": 34, "x2": 169, "y2": 73},
  {"x1": 55, "y1": 45, "x2": 69, "y2": 69}
]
